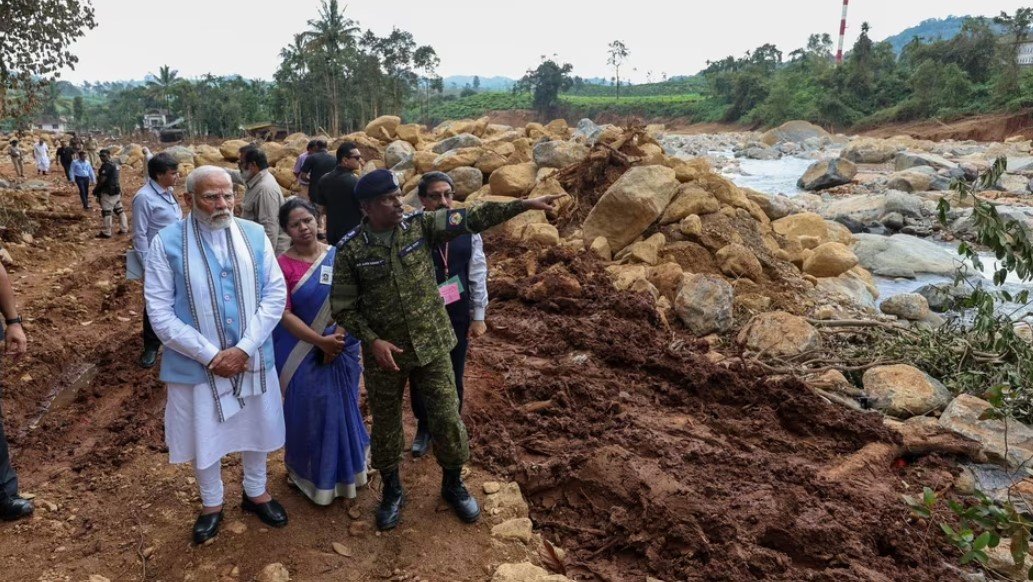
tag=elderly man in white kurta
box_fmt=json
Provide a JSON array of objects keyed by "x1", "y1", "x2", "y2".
[{"x1": 144, "y1": 165, "x2": 289, "y2": 545}]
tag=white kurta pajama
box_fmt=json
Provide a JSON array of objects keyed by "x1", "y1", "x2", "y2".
[{"x1": 144, "y1": 217, "x2": 287, "y2": 473}]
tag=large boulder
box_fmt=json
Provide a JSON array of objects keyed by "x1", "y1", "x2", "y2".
[
  {"x1": 385, "y1": 140, "x2": 416, "y2": 168},
  {"x1": 432, "y1": 133, "x2": 482, "y2": 154},
  {"x1": 260, "y1": 142, "x2": 288, "y2": 165},
  {"x1": 841, "y1": 138, "x2": 899, "y2": 164},
  {"x1": 395, "y1": 123, "x2": 423, "y2": 146},
  {"x1": 193, "y1": 144, "x2": 223, "y2": 166},
  {"x1": 852, "y1": 233, "x2": 965, "y2": 278},
  {"x1": 772, "y1": 212, "x2": 853, "y2": 248},
  {"x1": 863, "y1": 364, "x2": 951, "y2": 418},
  {"x1": 365, "y1": 115, "x2": 401, "y2": 141},
  {"x1": 802, "y1": 242, "x2": 858, "y2": 278},
  {"x1": 533, "y1": 140, "x2": 589, "y2": 169},
  {"x1": 219, "y1": 139, "x2": 250, "y2": 162},
  {"x1": 760, "y1": 120, "x2": 830, "y2": 147},
  {"x1": 880, "y1": 293, "x2": 931, "y2": 321},
  {"x1": 797, "y1": 159, "x2": 857, "y2": 191},
  {"x1": 737, "y1": 311, "x2": 820, "y2": 357},
  {"x1": 488, "y1": 162, "x2": 538, "y2": 197},
  {"x1": 744, "y1": 189, "x2": 797, "y2": 220},
  {"x1": 894, "y1": 152, "x2": 958, "y2": 172},
  {"x1": 715, "y1": 243, "x2": 763, "y2": 280},
  {"x1": 491, "y1": 562, "x2": 572, "y2": 582},
  {"x1": 674, "y1": 274, "x2": 734, "y2": 336},
  {"x1": 660, "y1": 184, "x2": 720, "y2": 224},
  {"x1": 163, "y1": 145, "x2": 195, "y2": 165},
  {"x1": 433, "y1": 147, "x2": 483, "y2": 172},
  {"x1": 447, "y1": 166, "x2": 484, "y2": 200},
  {"x1": 816, "y1": 277, "x2": 878, "y2": 310},
  {"x1": 886, "y1": 170, "x2": 934, "y2": 193},
  {"x1": 939, "y1": 394, "x2": 1033, "y2": 468},
  {"x1": 582, "y1": 166, "x2": 680, "y2": 253}
]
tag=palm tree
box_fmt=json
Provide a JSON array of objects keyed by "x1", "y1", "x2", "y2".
[
  {"x1": 147, "y1": 65, "x2": 179, "y2": 111},
  {"x1": 301, "y1": 0, "x2": 360, "y2": 134}
]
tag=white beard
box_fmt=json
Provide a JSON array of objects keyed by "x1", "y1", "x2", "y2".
[{"x1": 193, "y1": 205, "x2": 232, "y2": 230}]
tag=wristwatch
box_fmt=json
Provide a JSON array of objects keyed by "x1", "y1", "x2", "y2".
[{"x1": 4, "y1": 317, "x2": 22, "y2": 326}]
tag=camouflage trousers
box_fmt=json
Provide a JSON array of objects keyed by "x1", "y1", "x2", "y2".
[{"x1": 363, "y1": 346, "x2": 469, "y2": 472}]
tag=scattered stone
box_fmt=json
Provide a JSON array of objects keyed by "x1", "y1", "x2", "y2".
[
  {"x1": 225, "y1": 520, "x2": 247, "y2": 534},
  {"x1": 582, "y1": 165, "x2": 679, "y2": 253},
  {"x1": 589, "y1": 236, "x2": 612, "y2": 261},
  {"x1": 940, "y1": 394, "x2": 1033, "y2": 469},
  {"x1": 660, "y1": 185, "x2": 720, "y2": 224},
  {"x1": 491, "y1": 518, "x2": 534, "y2": 543},
  {"x1": 678, "y1": 214, "x2": 703, "y2": 238},
  {"x1": 532, "y1": 140, "x2": 589, "y2": 168},
  {"x1": 447, "y1": 166, "x2": 484, "y2": 199},
  {"x1": 760, "y1": 120, "x2": 830, "y2": 146},
  {"x1": 797, "y1": 159, "x2": 857, "y2": 191},
  {"x1": 852, "y1": 234, "x2": 965, "y2": 278},
  {"x1": 332, "y1": 542, "x2": 353, "y2": 557},
  {"x1": 89, "y1": 576, "x2": 111, "y2": 582},
  {"x1": 489, "y1": 162, "x2": 537, "y2": 197},
  {"x1": 802, "y1": 242, "x2": 858, "y2": 278},
  {"x1": 880, "y1": 293, "x2": 931, "y2": 321},
  {"x1": 715, "y1": 243, "x2": 762, "y2": 280},
  {"x1": 482, "y1": 481, "x2": 501, "y2": 495},
  {"x1": 674, "y1": 274, "x2": 734, "y2": 336},
  {"x1": 737, "y1": 311, "x2": 820, "y2": 357},
  {"x1": 432, "y1": 133, "x2": 482, "y2": 154},
  {"x1": 483, "y1": 482, "x2": 530, "y2": 520},
  {"x1": 841, "y1": 138, "x2": 898, "y2": 164},
  {"x1": 894, "y1": 151, "x2": 958, "y2": 172},
  {"x1": 365, "y1": 115, "x2": 402, "y2": 141},
  {"x1": 385, "y1": 140, "x2": 416, "y2": 168},
  {"x1": 257, "y1": 563, "x2": 290, "y2": 582},
  {"x1": 862, "y1": 364, "x2": 951, "y2": 419}
]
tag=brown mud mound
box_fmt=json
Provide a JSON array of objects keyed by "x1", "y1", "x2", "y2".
[
  {"x1": 467, "y1": 246, "x2": 959, "y2": 581},
  {"x1": 862, "y1": 109, "x2": 1033, "y2": 142}
]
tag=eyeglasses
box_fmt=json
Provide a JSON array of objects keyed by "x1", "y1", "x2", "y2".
[
  {"x1": 348, "y1": 155, "x2": 363, "y2": 161},
  {"x1": 198, "y1": 193, "x2": 235, "y2": 203},
  {"x1": 425, "y1": 190, "x2": 453, "y2": 202}
]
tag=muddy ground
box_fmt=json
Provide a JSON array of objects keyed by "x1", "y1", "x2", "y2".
[{"x1": 0, "y1": 152, "x2": 972, "y2": 581}]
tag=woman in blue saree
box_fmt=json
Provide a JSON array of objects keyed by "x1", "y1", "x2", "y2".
[{"x1": 273, "y1": 198, "x2": 368, "y2": 505}]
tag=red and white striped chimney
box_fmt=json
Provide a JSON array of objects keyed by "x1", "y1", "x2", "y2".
[{"x1": 836, "y1": 0, "x2": 850, "y2": 64}]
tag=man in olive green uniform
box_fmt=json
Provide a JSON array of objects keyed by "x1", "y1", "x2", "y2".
[
  {"x1": 331, "y1": 169, "x2": 561, "y2": 530},
  {"x1": 85, "y1": 133, "x2": 100, "y2": 168}
]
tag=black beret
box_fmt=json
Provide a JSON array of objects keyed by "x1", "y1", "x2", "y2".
[{"x1": 355, "y1": 169, "x2": 401, "y2": 201}]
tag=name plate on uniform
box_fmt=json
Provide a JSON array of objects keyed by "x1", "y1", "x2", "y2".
[{"x1": 438, "y1": 275, "x2": 464, "y2": 306}]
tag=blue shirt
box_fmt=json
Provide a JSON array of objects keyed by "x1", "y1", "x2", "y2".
[
  {"x1": 69, "y1": 159, "x2": 96, "y2": 181},
  {"x1": 132, "y1": 179, "x2": 183, "y2": 262}
]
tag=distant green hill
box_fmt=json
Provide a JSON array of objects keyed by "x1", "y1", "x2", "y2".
[{"x1": 879, "y1": 15, "x2": 1005, "y2": 54}]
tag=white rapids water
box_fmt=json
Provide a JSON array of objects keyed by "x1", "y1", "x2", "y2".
[{"x1": 711, "y1": 151, "x2": 1033, "y2": 317}]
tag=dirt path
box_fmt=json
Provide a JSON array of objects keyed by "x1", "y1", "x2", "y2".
[{"x1": 0, "y1": 163, "x2": 538, "y2": 582}]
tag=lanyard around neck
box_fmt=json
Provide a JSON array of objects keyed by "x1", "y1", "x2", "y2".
[{"x1": 151, "y1": 182, "x2": 177, "y2": 206}]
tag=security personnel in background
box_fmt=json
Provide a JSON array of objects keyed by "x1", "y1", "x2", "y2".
[
  {"x1": 94, "y1": 149, "x2": 127, "y2": 238},
  {"x1": 330, "y1": 169, "x2": 562, "y2": 531}
]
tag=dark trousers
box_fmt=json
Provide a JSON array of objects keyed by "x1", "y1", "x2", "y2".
[
  {"x1": 142, "y1": 305, "x2": 160, "y2": 350},
  {"x1": 411, "y1": 318, "x2": 470, "y2": 425},
  {"x1": 0, "y1": 400, "x2": 19, "y2": 499},
  {"x1": 60, "y1": 161, "x2": 71, "y2": 181},
  {"x1": 74, "y1": 176, "x2": 91, "y2": 209}
]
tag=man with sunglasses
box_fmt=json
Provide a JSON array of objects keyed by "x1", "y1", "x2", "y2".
[
  {"x1": 314, "y1": 142, "x2": 364, "y2": 246},
  {"x1": 409, "y1": 172, "x2": 487, "y2": 458}
]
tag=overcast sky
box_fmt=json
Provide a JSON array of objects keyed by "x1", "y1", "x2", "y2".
[{"x1": 61, "y1": 0, "x2": 1029, "y2": 84}]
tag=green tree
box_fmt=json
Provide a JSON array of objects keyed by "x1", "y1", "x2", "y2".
[
  {"x1": 0, "y1": 0, "x2": 97, "y2": 120},
  {"x1": 607, "y1": 40, "x2": 630, "y2": 101},
  {"x1": 472, "y1": 75, "x2": 480, "y2": 91},
  {"x1": 147, "y1": 65, "x2": 180, "y2": 111},
  {"x1": 518, "y1": 59, "x2": 574, "y2": 117},
  {"x1": 72, "y1": 95, "x2": 84, "y2": 128},
  {"x1": 993, "y1": 8, "x2": 1033, "y2": 100}
]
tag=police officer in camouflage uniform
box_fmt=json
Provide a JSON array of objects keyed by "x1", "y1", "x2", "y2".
[{"x1": 331, "y1": 169, "x2": 562, "y2": 530}]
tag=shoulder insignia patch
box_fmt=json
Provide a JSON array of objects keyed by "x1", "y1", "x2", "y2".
[
  {"x1": 446, "y1": 209, "x2": 467, "y2": 231},
  {"x1": 336, "y1": 226, "x2": 362, "y2": 249}
]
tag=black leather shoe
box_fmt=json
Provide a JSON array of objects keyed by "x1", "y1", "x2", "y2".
[
  {"x1": 376, "y1": 469, "x2": 405, "y2": 531},
  {"x1": 241, "y1": 493, "x2": 288, "y2": 528},
  {"x1": 192, "y1": 510, "x2": 223, "y2": 544},
  {"x1": 0, "y1": 496, "x2": 34, "y2": 522},
  {"x1": 441, "y1": 467, "x2": 480, "y2": 523},
  {"x1": 411, "y1": 424, "x2": 431, "y2": 458},
  {"x1": 138, "y1": 346, "x2": 158, "y2": 369}
]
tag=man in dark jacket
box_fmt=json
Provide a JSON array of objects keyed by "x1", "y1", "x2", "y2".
[{"x1": 95, "y1": 149, "x2": 127, "y2": 238}]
